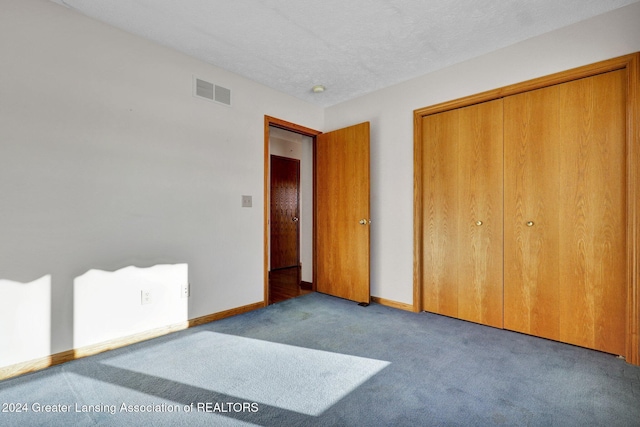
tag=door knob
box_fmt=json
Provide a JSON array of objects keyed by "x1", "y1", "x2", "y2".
[
  {"x1": 476, "y1": 220, "x2": 483, "y2": 226},
  {"x1": 292, "y1": 217, "x2": 299, "y2": 222},
  {"x1": 526, "y1": 221, "x2": 534, "y2": 227},
  {"x1": 359, "y1": 219, "x2": 367, "y2": 225}
]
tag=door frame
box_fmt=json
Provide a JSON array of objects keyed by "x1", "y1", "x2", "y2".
[
  {"x1": 264, "y1": 116, "x2": 322, "y2": 305},
  {"x1": 413, "y1": 52, "x2": 640, "y2": 364}
]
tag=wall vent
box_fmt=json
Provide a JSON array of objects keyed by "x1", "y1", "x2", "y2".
[{"x1": 194, "y1": 77, "x2": 232, "y2": 106}]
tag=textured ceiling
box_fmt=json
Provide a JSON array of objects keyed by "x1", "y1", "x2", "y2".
[{"x1": 51, "y1": 0, "x2": 639, "y2": 107}]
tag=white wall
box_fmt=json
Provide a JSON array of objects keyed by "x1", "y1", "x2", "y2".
[
  {"x1": 0, "y1": 0, "x2": 323, "y2": 366},
  {"x1": 3, "y1": 0, "x2": 639, "y2": 369},
  {"x1": 0, "y1": 276, "x2": 51, "y2": 366},
  {"x1": 325, "y1": 1, "x2": 640, "y2": 305},
  {"x1": 73, "y1": 264, "x2": 189, "y2": 349}
]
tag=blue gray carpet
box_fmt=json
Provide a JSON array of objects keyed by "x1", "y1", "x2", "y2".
[{"x1": 1, "y1": 292, "x2": 639, "y2": 426}]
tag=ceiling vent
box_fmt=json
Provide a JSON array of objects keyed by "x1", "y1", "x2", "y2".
[{"x1": 194, "y1": 77, "x2": 232, "y2": 106}]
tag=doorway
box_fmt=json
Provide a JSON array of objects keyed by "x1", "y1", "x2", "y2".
[
  {"x1": 264, "y1": 116, "x2": 372, "y2": 306},
  {"x1": 269, "y1": 154, "x2": 308, "y2": 304},
  {"x1": 265, "y1": 117, "x2": 320, "y2": 304}
]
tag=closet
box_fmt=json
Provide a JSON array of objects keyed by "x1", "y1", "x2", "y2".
[
  {"x1": 414, "y1": 53, "x2": 639, "y2": 364},
  {"x1": 421, "y1": 99, "x2": 504, "y2": 328},
  {"x1": 503, "y1": 70, "x2": 626, "y2": 355}
]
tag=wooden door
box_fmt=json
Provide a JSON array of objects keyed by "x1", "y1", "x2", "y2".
[
  {"x1": 456, "y1": 100, "x2": 504, "y2": 328},
  {"x1": 421, "y1": 100, "x2": 503, "y2": 327},
  {"x1": 504, "y1": 84, "x2": 562, "y2": 341},
  {"x1": 421, "y1": 109, "x2": 459, "y2": 317},
  {"x1": 316, "y1": 122, "x2": 370, "y2": 304},
  {"x1": 270, "y1": 155, "x2": 300, "y2": 270},
  {"x1": 557, "y1": 70, "x2": 627, "y2": 354},
  {"x1": 504, "y1": 70, "x2": 627, "y2": 355}
]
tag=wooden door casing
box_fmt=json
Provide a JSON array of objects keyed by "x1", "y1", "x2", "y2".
[
  {"x1": 264, "y1": 116, "x2": 322, "y2": 307},
  {"x1": 316, "y1": 122, "x2": 370, "y2": 304},
  {"x1": 270, "y1": 155, "x2": 300, "y2": 270}
]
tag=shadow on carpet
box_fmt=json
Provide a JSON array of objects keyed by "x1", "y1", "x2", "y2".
[{"x1": 1, "y1": 292, "x2": 639, "y2": 426}]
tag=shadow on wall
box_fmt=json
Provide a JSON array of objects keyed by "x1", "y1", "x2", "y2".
[{"x1": 0, "y1": 263, "x2": 189, "y2": 369}]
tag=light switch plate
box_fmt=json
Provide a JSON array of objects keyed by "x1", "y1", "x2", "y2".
[{"x1": 242, "y1": 195, "x2": 252, "y2": 207}]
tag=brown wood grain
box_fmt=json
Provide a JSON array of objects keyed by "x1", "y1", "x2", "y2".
[
  {"x1": 422, "y1": 101, "x2": 503, "y2": 327},
  {"x1": 422, "y1": 110, "x2": 459, "y2": 317},
  {"x1": 456, "y1": 100, "x2": 504, "y2": 328},
  {"x1": 413, "y1": 113, "x2": 424, "y2": 313},
  {"x1": 263, "y1": 116, "x2": 321, "y2": 305},
  {"x1": 269, "y1": 266, "x2": 311, "y2": 304},
  {"x1": 371, "y1": 296, "x2": 414, "y2": 312},
  {"x1": 414, "y1": 52, "x2": 640, "y2": 364},
  {"x1": 316, "y1": 122, "x2": 370, "y2": 303},
  {"x1": 413, "y1": 54, "x2": 637, "y2": 118},
  {"x1": 556, "y1": 70, "x2": 627, "y2": 355},
  {"x1": 626, "y1": 53, "x2": 640, "y2": 366},
  {"x1": 270, "y1": 155, "x2": 300, "y2": 270},
  {"x1": 504, "y1": 71, "x2": 627, "y2": 355},
  {"x1": 504, "y1": 84, "x2": 562, "y2": 341}
]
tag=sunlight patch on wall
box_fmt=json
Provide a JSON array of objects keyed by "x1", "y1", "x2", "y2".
[
  {"x1": 0, "y1": 275, "x2": 51, "y2": 367},
  {"x1": 102, "y1": 331, "x2": 390, "y2": 416},
  {"x1": 74, "y1": 264, "x2": 189, "y2": 348}
]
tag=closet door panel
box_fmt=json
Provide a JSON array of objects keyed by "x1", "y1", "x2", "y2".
[
  {"x1": 557, "y1": 70, "x2": 626, "y2": 355},
  {"x1": 457, "y1": 100, "x2": 504, "y2": 328},
  {"x1": 504, "y1": 87, "x2": 561, "y2": 341},
  {"x1": 422, "y1": 111, "x2": 459, "y2": 317}
]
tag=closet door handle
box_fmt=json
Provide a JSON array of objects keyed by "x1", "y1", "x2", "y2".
[
  {"x1": 526, "y1": 221, "x2": 534, "y2": 227},
  {"x1": 476, "y1": 220, "x2": 483, "y2": 226}
]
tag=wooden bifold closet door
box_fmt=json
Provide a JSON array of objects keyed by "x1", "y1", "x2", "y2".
[
  {"x1": 421, "y1": 99, "x2": 504, "y2": 328},
  {"x1": 503, "y1": 70, "x2": 627, "y2": 355},
  {"x1": 419, "y1": 66, "x2": 629, "y2": 357}
]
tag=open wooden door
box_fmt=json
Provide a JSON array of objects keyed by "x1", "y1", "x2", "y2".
[{"x1": 315, "y1": 122, "x2": 370, "y2": 304}]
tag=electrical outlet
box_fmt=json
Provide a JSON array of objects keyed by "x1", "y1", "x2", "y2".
[
  {"x1": 141, "y1": 290, "x2": 152, "y2": 305},
  {"x1": 242, "y1": 195, "x2": 252, "y2": 207},
  {"x1": 181, "y1": 283, "x2": 190, "y2": 298}
]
